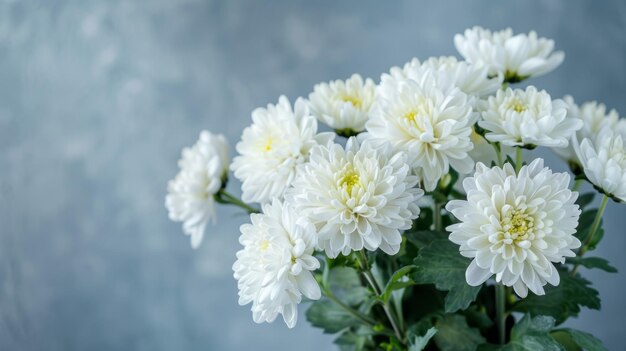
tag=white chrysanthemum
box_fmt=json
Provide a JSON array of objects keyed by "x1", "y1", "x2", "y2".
[
  {"x1": 574, "y1": 127, "x2": 626, "y2": 202},
  {"x1": 231, "y1": 96, "x2": 334, "y2": 204},
  {"x1": 308, "y1": 74, "x2": 376, "y2": 135},
  {"x1": 233, "y1": 199, "x2": 321, "y2": 328},
  {"x1": 478, "y1": 86, "x2": 582, "y2": 148},
  {"x1": 553, "y1": 96, "x2": 621, "y2": 166},
  {"x1": 165, "y1": 131, "x2": 229, "y2": 249},
  {"x1": 288, "y1": 138, "x2": 423, "y2": 258},
  {"x1": 446, "y1": 159, "x2": 581, "y2": 297},
  {"x1": 383, "y1": 56, "x2": 502, "y2": 99},
  {"x1": 454, "y1": 26, "x2": 564, "y2": 82},
  {"x1": 366, "y1": 75, "x2": 476, "y2": 191}
]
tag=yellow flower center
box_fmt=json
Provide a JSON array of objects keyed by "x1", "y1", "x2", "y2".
[
  {"x1": 339, "y1": 169, "x2": 361, "y2": 196},
  {"x1": 500, "y1": 208, "x2": 535, "y2": 243},
  {"x1": 264, "y1": 138, "x2": 273, "y2": 152},
  {"x1": 404, "y1": 110, "x2": 418, "y2": 122},
  {"x1": 259, "y1": 239, "x2": 270, "y2": 251},
  {"x1": 507, "y1": 98, "x2": 527, "y2": 113},
  {"x1": 341, "y1": 95, "x2": 363, "y2": 109}
]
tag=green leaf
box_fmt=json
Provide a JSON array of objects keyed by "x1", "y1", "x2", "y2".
[
  {"x1": 566, "y1": 257, "x2": 617, "y2": 273},
  {"x1": 405, "y1": 230, "x2": 443, "y2": 249},
  {"x1": 306, "y1": 300, "x2": 361, "y2": 334},
  {"x1": 380, "y1": 265, "x2": 417, "y2": 303},
  {"x1": 334, "y1": 329, "x2": 374, "y2": 351},
  {"x1": 434, "y1": 315, "x2": 485, "y2": 351},
  {"x1": 512, "y1": 273, "x2": 600, "y2": 325},
  {"x1": 464, "y1": 305, "x2": 494, "y2": 330},
  {"x1": 575, "y1": 209, "x2": 601, "y2": 244},
  {"x1": 586, "y1": 227, "x2": 604, "y2": 251},
  {"x1": 409, "y1": 327, "x2": 437, "y2": 351},
  {"x1": 328, "y1": 266, "x2": 371, "y2": 305},
  {"x1": 575, "y1": 193, "x2": 595, "y2": 210},
  {"x1": 504, "y1": 315, "x2": 564, "y2": 351},
  {"x1": 412, "y1": 208, "x2": 433, "y2": 231},
  {"x1": 412, "y1": 239, "x2": 481, "y2": 312},
  {"x1": 558, "y1": 328, "x2": 608, "y2": 351}
]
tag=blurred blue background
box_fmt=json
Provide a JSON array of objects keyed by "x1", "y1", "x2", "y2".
[{"x1": 0, "y1": 0, "x2": 624, "y2": 350}]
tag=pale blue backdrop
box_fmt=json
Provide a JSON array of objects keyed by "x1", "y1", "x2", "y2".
[{"x1": 1, "y1": 0, "x2": 624, "y2": 350}]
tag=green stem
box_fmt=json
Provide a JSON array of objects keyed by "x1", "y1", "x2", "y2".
[
  {"x1": 572, "y1": 179, "x2": 583, "y2": 192},
  {"x1": 572, "y1": 194, "x2": 609, "y2": 275},
  {"x1": 322, "y1": 288, "x2": 377, "y2": 326},
  {"x1": 433, "y1": 202, "x2": 443, "y2": 232},
  {"x1": 492, "y1": 142, "x2": 504, "y2": 167},
  {"x1": 495, "y1": 284, "x2": 507, "y2": 345},
  {"x1": 357, "y1": 252, "x2": 404, "y2": 343},
  {"x1": 583, "y1": 194, "x2": 609, "y2": 249},
  {"x1": 515, "y1": 147, "x2": 523, "y2": 173},
  {"x1": 215, "y1": 190, "x2": 259, "y2": 213}
]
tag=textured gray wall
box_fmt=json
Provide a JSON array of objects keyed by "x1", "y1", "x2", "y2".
[{"x1": 0, "y1": 0, "x2": 624, "y2": 350}]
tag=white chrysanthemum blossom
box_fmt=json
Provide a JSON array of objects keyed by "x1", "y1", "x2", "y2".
[
  {"x1": 383, "y1": 56, "x2": 502, "y2": 99},
  {"x1": 233, "y1": 199, "x2": 321, "y2": 328},
  {"x1": 308, "y1": 74, "x2": 376, "y2": 135},
  {"x1": 366, "y1": 74, "x2": 476, "y2": 191},
  {"x1": 288, "y1": 138, "x2": 423, "y2": 258},
  {"x1": 446, "y1": 159, "x2": 581, "y2": 297},
  {"x1": 574, "y1": 126, "x2": 626, "y2": 202},
  {"x1": 553, "y1": 96, "x2": 621, "y2": 167},
  {"x1": 165, "y1": 131, "x2": 230, "y2": 249},
  {"x1": 478, "y1": 86, "x2": 582, "y2": 148},
  {"x1": 454, "y1": 26, "x2": 564, "y2": 82},
  {"x1": 231, "y1": 96, "x2": 334, "y2": 204}
]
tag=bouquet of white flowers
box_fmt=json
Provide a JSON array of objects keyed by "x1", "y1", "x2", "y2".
[{"x1": 166, "y1": 26, "x2": 623, "y2": 350}]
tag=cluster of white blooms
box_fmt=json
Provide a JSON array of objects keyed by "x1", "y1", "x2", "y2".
[
  {"x1": 165, "y1": 131, "x2": 229, "y2": 249},
  {"x1": 165, "y1": 26, "x2": 625, "y2": 330},
  {"x1": 446, "y1": 159, "x2": 581, "y2": 297}
]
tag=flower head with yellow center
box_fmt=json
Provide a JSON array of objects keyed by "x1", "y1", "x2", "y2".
[
  {"x1": 446, "y1": 159, "x2": 581, "y2": 297},
  {"x1": 231, "y1": 95, "x2": 334, "y2": 204},
  {"x1": 233, "y1": 199, "x2": 321, "y2": 328},
  {"x1": 165, "y1": 131, "x2": 229, "y2": 249},
  {"x1": 478, "y1": 86, "x2": 582, "y2": 148},
  {"x1": 308, "y1": 74, "x2": 376, "y2": 135},
  {"x1": 287, "y1": 138, "x2": 423, "y2": 258},
  {"x1": 366, "y1": 72, "x2": 476, "y2": 191}
]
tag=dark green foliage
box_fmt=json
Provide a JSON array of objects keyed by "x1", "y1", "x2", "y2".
[
  {"x1": 512, "y1": 273, "x2": 600, "y2": 325},
  {"x1": 566, "y1": 257, "x2": 617, "y2": 273},
  {"x1": 413, "y1": 239, "x2": 481, "y2": 313}
]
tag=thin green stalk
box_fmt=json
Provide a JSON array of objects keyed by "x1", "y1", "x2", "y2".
[
  {"x1": 433, "y1": 202, "x2": 443, "y2": 232},
  {"x1": 357, "y1": 252, "x2": 404, "y2": 343},
  {"x1": 492, "y1": 142, "x2": 504, "y2": 167},
  {"x1": 215, "y1": 190, "x2": 259, "y2": 213},
  {"x1": 495, "y1": 284, "x2": 507, "y2": 345},
  {"x1": 322, "y1": 288, "x2": 376, "y2": 326},
  {"x1": 572, "y1": 194, "x2": 609, "y2": 276},
  {"x1": 515, "y1": 147, "x2": 523, "y2": 173},
  {"x1": 572, "y1": 178, "x2": 583, "y2": 192},
  {"x1": 583, "y1": 194, "x2": 609, "y2": 250}
]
